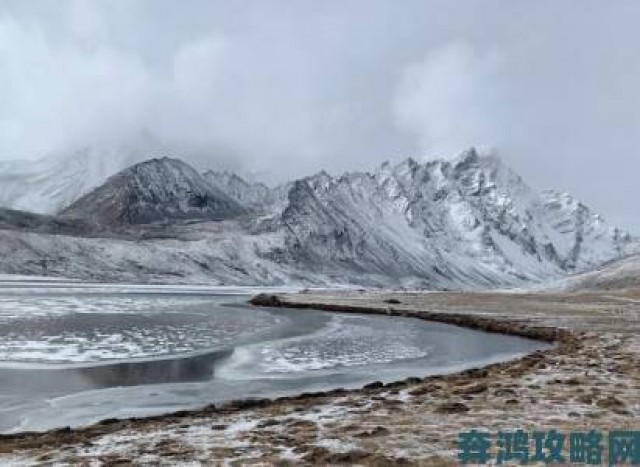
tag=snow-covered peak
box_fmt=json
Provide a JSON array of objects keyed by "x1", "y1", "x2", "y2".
[
  {"x1": 542, "y1": 190, "x2": 587, "y2": 216},
  {"x1": 452, "y1": 146, "x2": 480, "y2": 169},
  {"x1": 269, "y1": 151, "x2": 634, "y2": 287},
  {"x1": 62, "y1": 158, "x2": 246, "y2": 225}
]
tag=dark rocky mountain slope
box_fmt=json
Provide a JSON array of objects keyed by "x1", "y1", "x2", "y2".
[{"x1": 62, "y1": 158, "x2": 246, "y2": 225}]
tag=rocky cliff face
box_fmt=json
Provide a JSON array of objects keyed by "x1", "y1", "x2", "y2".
[{"x1": 61, "y1": 158, "x2": 246, "y2": 225}]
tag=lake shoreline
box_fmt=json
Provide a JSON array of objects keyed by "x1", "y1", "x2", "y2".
[{"x1": 1, "y1": 289, "x2": 638, "y2": 465}]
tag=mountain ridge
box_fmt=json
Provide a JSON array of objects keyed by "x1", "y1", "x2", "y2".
[{"x1": 0, "y1": 148, "x2": 635, "y2": 288}]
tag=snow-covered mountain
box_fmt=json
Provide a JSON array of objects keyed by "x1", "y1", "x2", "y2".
[
  {"x1": 540, "y1": 190, "x2": 628, "y2": 270},
  {"x1": 203, "y1": 171, "x2": 290, "y2": 213},
  {"x1": 253, "y1": 148, "x2": 634, "y2": 287},
  {"x1": 62, "y1": 158, "x2": 246, "y2": 225},
  {"x1": 0, "y1": 149, "x2": 634, "y2": 288}
]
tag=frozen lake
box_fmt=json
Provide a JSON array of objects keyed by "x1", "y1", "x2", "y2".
[{"x1": 0, "y1": 279, "x2": 550, "y2": 432}]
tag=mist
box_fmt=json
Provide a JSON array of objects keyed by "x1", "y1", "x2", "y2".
[{"x1": 1, "y1": 0, "x2": 640, "y2": 230}]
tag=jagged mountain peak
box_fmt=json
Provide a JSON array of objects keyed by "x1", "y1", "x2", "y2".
[
  {"x1": 541, "y1": 189, "x2": 611, "y2": 232},
  {"x1": 398, "y1": 156, "x2": 420, "y2": 170},
  {"x1": 0, "y1": 149, "x2": 635, "y2": 288},
  {"x1": 542, "y1": 189, "x2": 589, "y2": 213},
  {"x1": 452, "y1": 146, "x2": 480, "y2": 167},
  {"x1": 305, "y1": 170, "x2": 335, "y2": 191},
  {"x1": 62, "y1": 157, "x2": 246, "y2": 225},
  {"x1": 269, "y1": 151, "x2": 634, "y2": 286}
]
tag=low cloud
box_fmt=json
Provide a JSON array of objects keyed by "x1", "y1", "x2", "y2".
[
  {"x1": 0, "y1": 10, "x2": 158, "y2": 156},
  {"x1": 0, "y1": 1, "x2": 639, "y2": 229},
  {"x1": 393, "y1": 43, "x2": 503, "y2": 159}
]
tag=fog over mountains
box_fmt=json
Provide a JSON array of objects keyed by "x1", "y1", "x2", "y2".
[{"x1": 0, "y1": 149, "x2": 635, "y2": 288}]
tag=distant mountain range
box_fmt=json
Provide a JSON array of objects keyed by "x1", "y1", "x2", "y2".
[{"x1": 0, "y1": 148, "x2": 635, "y2": 288}]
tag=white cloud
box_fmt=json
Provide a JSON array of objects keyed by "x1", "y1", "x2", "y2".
[
  {"x1": 0, "y1": 12, "x2": 157, "y2": 156},
  {"x1": 0, "y1": 0, "x2": 639, "y2": 229},
  {"x1": 393, "y1": 43, "x2": 503, "y2": 159}
]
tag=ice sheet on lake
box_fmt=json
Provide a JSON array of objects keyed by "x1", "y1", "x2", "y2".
[
  {"x1": 228, "y1": 315, "x2": 433, "y2": 375},
  {"x1": 0, "y1": 285, "x2": 287, "y2": 365}
]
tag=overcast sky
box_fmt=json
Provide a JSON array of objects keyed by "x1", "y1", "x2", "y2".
[{"x1": 1, "y1": 0, "x2": 639, "y2": 230}]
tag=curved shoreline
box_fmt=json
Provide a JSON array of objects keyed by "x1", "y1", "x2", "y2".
[
  {"x1": 249, "y1": 293, "x2": 572, "y2": 343},
  {"x1": 0, "y1": 294, "x2": 572, "y2": 444},
  {"x1": 1, "y1": 289, "x2": 637, "y2": 465}
]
